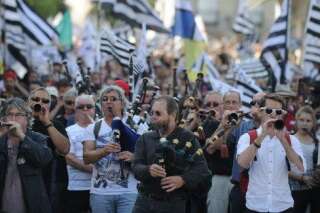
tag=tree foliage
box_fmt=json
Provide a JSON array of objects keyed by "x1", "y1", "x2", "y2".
[{"x1": 26, "y1": 0, "x2": 64, "y2": 19}]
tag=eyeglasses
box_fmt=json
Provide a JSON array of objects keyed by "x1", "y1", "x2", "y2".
[
  {"x1": 250, "y1": 100, "x2": 259, "y2": 107},
  {"x1": 101, "y1": 96, "x2": 120, "y2": 102},
  {"x1": 150, "y1": 110, "x2": 161, "y2": 117},
  {"x1": 6, "y1": 112, "x2": 27, "y2": 118},
  {"x1": 205, "y1": 101, "x2": 220, "y2": 108},
  {"x1": 261, "y1": 107, "x2": 286, "y2": 115},
  {"x1": 31, "y1": 97, "x2": 50, "y2": 104},
  {"x1": 65, "y1": 100, "x2": 75, "y2": 106},
  {"x1": 76, "y1": 104, "x2": 94, "y2": 110}
]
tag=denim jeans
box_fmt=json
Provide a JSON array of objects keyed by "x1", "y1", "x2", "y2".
[{"x1": 90, "y1": 193, "x2": 137, "y2": 213}]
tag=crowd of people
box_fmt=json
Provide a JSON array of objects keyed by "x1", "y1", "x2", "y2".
[{"x1": 0, "y1": 49, "x2": 320, "y2": 213}]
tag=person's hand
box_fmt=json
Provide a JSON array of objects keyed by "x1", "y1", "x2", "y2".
[
  {"x1": 118, "y1": 151, "x2": 134, "y2": 162},
  {"x1": 275, "y1": 129, "x2": 289, "y2": 145},
  {"x1": 34, "y1": 105, "x2": 51, "y2": 125},
  {"x1": 185, "y1": 111, "x2": 198, "y2": 131},
  {"x1": 205, "y1": 138, "x2": 216, "y2": 154},
  {"x1": 261, "y1": 118, "x2": 277, "y2": 136},
  {"x1": 103, "y1": 142, "x2": 121, "y2": 154},
  {"x1": 6, "y1": 121, "x2": 25, "y2": 140},
  {"x1": 149, "y1": 164, "x2": 166, "y2": 178},
  {"x1": 161, "y1": 176, "x2": 185, "y2": 192}
]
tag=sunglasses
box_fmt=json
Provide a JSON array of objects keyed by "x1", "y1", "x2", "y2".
[
  {"x1": 31, "y1": 97, "x2": 50, "y2": 104},
  {"x1": 76, "y1": 104, "x2": 94, "y2": 110},
  {"x1": 205, "y1": 102, "x2": 220, "y2": 108},
  {"x1": 65, "y1": 100, "x2": 75, "y2": 106},
  {"x1": 150, "y1": 110, "x2": 161, "y2": 116},
  {"x1": 250, "y1": 100, "x2": 259, "y2": 106},
  {"x1": 261, "y1": 107, "x2": 285, "y2": 115},
  {"x1": 101, "y1": 96, "x2": 119, "y2": 102}
]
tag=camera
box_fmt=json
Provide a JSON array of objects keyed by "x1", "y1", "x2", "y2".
[
  {"x1": 274, "y1": 119, "x2": 285, "y2": 130},
  {"x1": 228, "y1": 113, "x2": 239, "y2": 125},
  {"x1": 33, "y1": 104, "x2": 42, "y2": 112}
]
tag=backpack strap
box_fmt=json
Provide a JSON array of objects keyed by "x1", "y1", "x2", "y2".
[
  {"x1": 94, "y1": 120, "x2": 103, "y2": 140},
  {"x1": 314, "y1": 142, "x2": 319, "y2": 168},
  {"x1": 284, "y1": 133, "x2": 292, "y2": 171}
]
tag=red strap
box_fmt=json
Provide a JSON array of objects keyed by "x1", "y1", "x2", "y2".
[{"x1": 248, "y1": 130, "x2": 258, "y2": 144}]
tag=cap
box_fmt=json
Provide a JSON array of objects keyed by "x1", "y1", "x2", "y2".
[
  {"x1": 3, "y1": 69, "x2": 17, "y2": 80},
  {"x1": 114, "y1": 80, "x2": 129, "y2": 97}
]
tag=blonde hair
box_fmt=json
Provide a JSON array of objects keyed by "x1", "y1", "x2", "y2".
[{"x1": 295, "y1": 105, "x2": 317, "y2": 132}]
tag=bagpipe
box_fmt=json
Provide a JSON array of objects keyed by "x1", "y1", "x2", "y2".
[
  {"x1": 109, "y1": 107, "x2": 140, "y2": 153},
  {"x1": 110, "y1": 109, "x2": 140, "y2": 181},
  {"x1": 62, "y1": 58, "x2": 92, "y2": 95},
  {"x1": 154, "y1": 136, "x2": 204, "y2": 175},
  {"x1": 125, "y1": 76, "x2": 159, "y2": 132}
]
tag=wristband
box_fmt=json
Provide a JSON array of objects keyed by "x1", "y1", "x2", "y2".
[
  {"x1": 44, "y1": 122, "x2": 53, "y2": 129},
  {"x1": 253, "y1": 142, "x2": 261, "y2": 149}
]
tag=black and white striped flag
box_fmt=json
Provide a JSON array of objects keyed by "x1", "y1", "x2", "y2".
[
  {"x1": 100, "y1": 29, "x2": 136, "y2": 68},
  {"x1": 303, "y1": 0, "x2": 320, "y2": 78},
  {"x1": 233, "y1": 66, "x2": 263, "y2": 110},
  {"x1": 232, "y1": 0, "x2": 256, "y2": 36},
  {"x1": 237, "y1": 58, "x2": 269, "y2": 80},
  {"x1": 2, "y1": 0, "x2": 58, "y2": 69},
  {"x1": 260, "y1": 0, "x2": 289, "y2": 85},
  {"x1": 96, "y1": 0, "x2": 168, "y2": 33}
]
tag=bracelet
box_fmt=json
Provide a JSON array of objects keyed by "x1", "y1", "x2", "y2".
[
  {"x1": 44, "y1": 122, "x2": 53, "y2": 129},
  {"x1": 253, "y1": 142, "x2": 261, "y2": 149}
]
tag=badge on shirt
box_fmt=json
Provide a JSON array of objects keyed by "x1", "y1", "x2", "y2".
[{"x1": 17, "y1": 157, "x2": 26, "y2": 165}]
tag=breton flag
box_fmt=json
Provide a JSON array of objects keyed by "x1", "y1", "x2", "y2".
[
  {"x1": 260, "y1": 0, "x2": 290, "y2": 85},
  {"x1": 302, "y1": 0, "x2": 320, "y2": 79},
  {"x1": 237, "y1": 58, "x2": 269, "y2": 80},
  {"x1": 131, "y1": 23, "x2": 148, "y2": 75},
  {"x1": 2, "y1": 0, "x2": 58, "y2": 69},
  {"x1": 232, "y1": 0, "x2": 256, "y2": 36},
  {"x1": 95, "y1": 0, "x2": 168, "y2": 33},
  {"x1": 232, "y1": 66, "x2": 263, "y2": 109},
  {"x1": 100, "y1": 29, "x2": 135, "y2": 69}
]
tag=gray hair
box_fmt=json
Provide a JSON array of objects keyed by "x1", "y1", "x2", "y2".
[
  {"x1": 1, "y1": 97, "x2": 33, "y2": 128},
  {"x1": 223, "y1": 90, "x2": 242, "y2": 103},
  {"x1": 75, "y1": 94, "x2": 95, "y2": 107},
  {"x1": 99, "y1": 85, "x2": 128, "y2": 112},
  {"x1": 28, "y1": 87, "x2": 51, "y2": 106},
  {"x1": 63, "y1": 87, "x2": 78, "y2": 101}
]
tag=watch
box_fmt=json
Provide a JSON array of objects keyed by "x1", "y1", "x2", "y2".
[{"x1": 44, "y1": 122, "x2": 53, "y2": 129}]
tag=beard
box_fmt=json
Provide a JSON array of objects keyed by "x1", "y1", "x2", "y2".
[{"x1": 150, "y1": 120, "x2": 169, "y2": 133}]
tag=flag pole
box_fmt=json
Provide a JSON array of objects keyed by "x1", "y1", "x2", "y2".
[
  {"x1": 282, "y1": 0, "x2": 291, "y2": 84},
  {"x1": 301, "y1": 0, "x2": 313, "y2": 71}
]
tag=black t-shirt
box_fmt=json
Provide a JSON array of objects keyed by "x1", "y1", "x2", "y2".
[
  {"x1": 31, "y1": 119, "x2": 68, "y2": 190},
  {"x1": 203, "y1": 119, "x2": 236, "y2": 176}
]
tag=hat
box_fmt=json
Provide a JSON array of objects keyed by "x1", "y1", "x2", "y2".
[
  {"x1": 3, "y1": 69, "x2": 17, "y2": 80},
  {"x1": 275, "y1": 84, "x2": 296, "y2": 97},
  {"x1": 114, "y1": 80, "x2": 129, "y2": 97},
  {"x1": 46, "y1": 86, "x2": 59, "y2": 97}
]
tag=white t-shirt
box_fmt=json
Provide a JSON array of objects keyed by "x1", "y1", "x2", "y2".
[
  {"x1": 84, "y1": 119, "x2": 138, "y2": 195},
  {"x1": 66, "y1": 123, "x2": 92, "y2": 191},
  {"x1": 237, "y1": 127, "x2": 306, "y2": 212}
]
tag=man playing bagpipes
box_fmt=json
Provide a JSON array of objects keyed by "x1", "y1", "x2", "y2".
[{"x1": 132, "y1": 95, "x2": 211, "y2": 213}]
